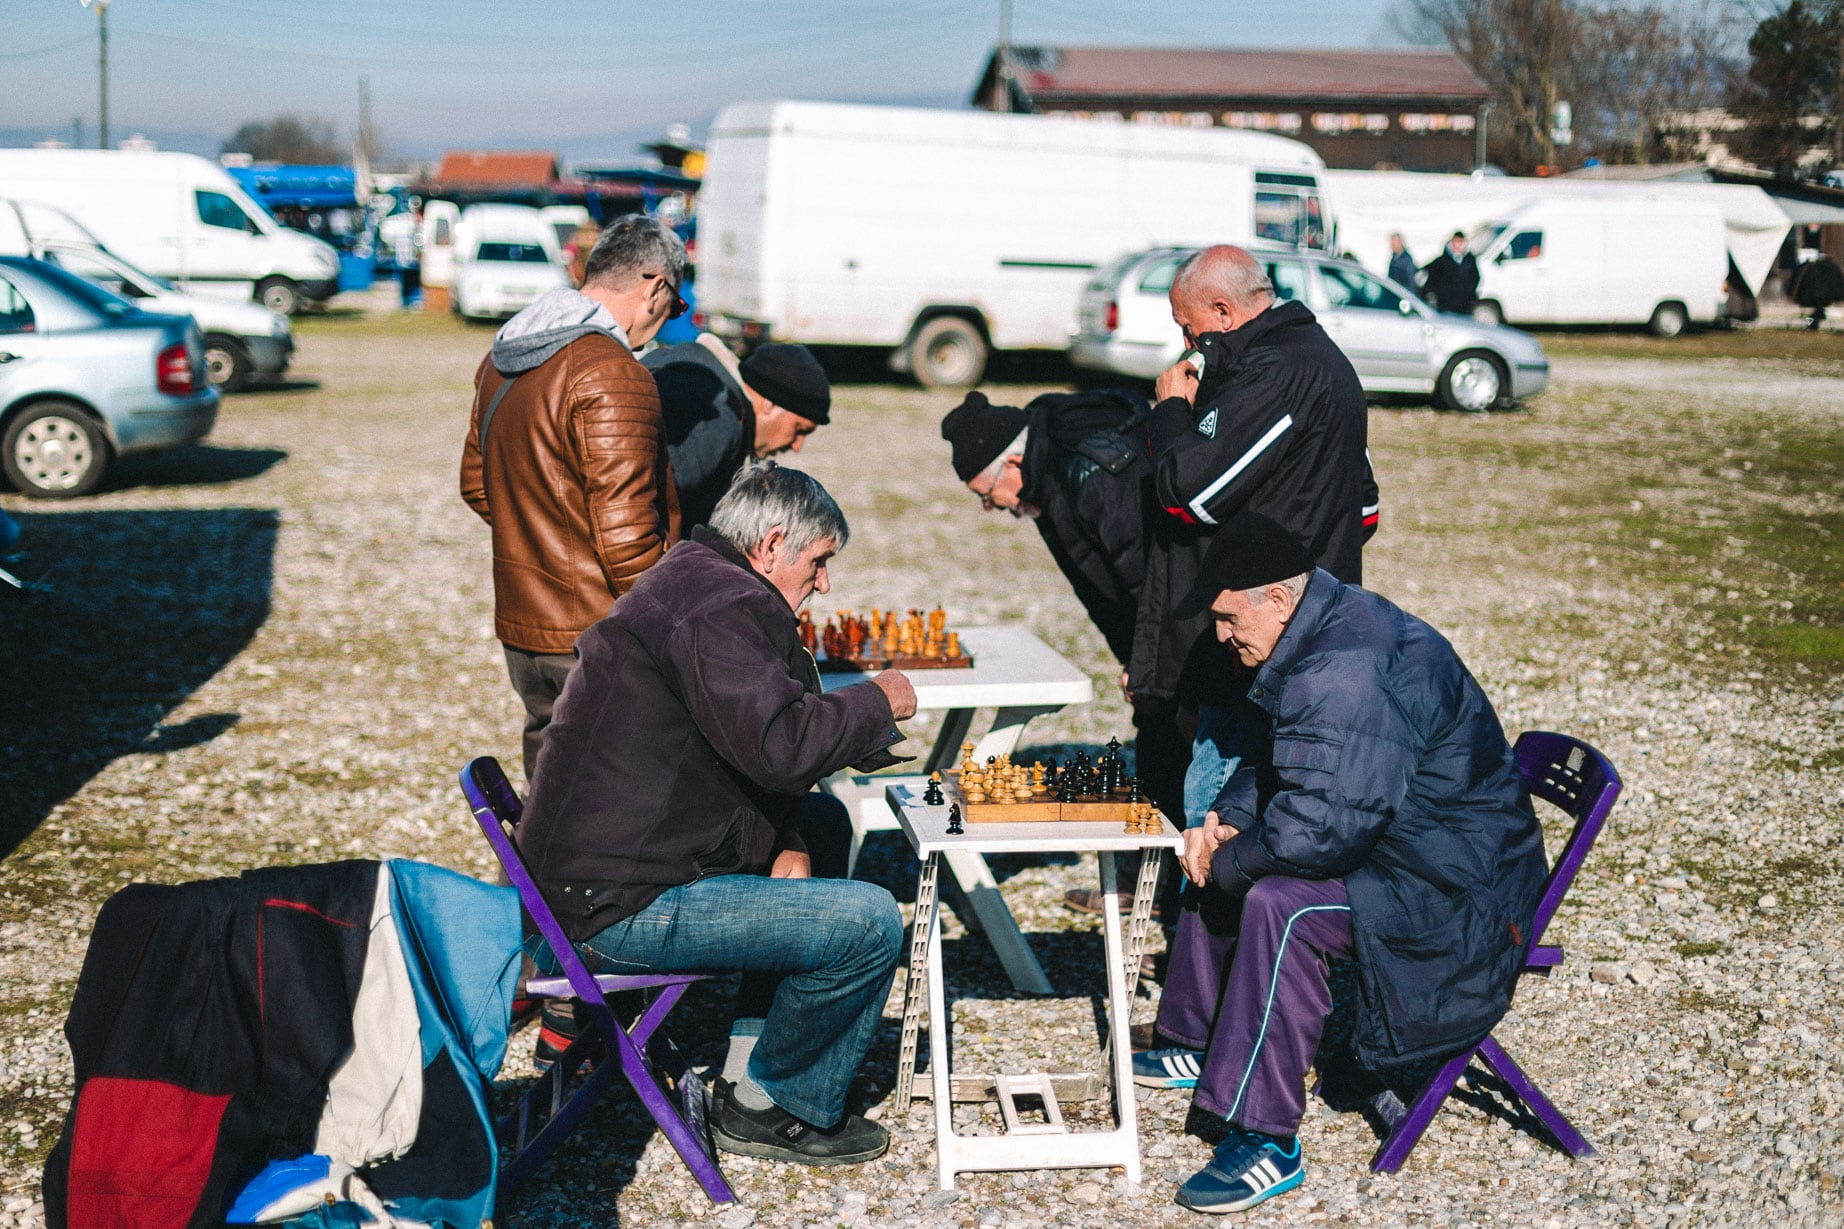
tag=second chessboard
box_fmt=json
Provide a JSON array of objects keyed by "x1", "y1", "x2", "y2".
[{"x1": 942, "y1": 739, "x2": 1164, "y2": 830}]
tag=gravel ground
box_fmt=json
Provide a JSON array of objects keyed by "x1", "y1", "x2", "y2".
[{"x1": 1, "y1": 312, "x2": 1841, "y2": 1229}]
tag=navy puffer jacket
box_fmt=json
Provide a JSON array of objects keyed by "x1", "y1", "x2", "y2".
[{"x1": 1209, "y1": 570, "x2": 1548, "y2": 1069}]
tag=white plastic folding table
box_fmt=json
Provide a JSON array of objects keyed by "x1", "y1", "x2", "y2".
[
  {"x1": 820, "y1": 624, "x2": 1095, "y2": 994},
  {"x1": 884, "y1": 779, "x2": 1183, "y2": 1190}
]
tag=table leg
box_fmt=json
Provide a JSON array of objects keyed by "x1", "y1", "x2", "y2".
[
  {"x1": 922, "y1": 709, "x2": 976, "y2": 775},
  {"x1": 896, "y1": 852, "x2": 940, "y2": 1112},
  {"x1": 927, "y1": 887, "x2": 955, "y2": 1190},
  {"x1": 1123, "y1": 848, "x2": 1164, "y2": 1000},
  {"x1": 1097, "y1": 852, "x2": 1143, "y2": 1186},
  {"x1": 942, "y1": 849, "x2": 1054, "y2": 996}
]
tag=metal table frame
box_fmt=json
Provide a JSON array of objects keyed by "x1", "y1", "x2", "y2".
[{"x1": 885, "y1": 780, "x2": 1183, "y2": 1190}]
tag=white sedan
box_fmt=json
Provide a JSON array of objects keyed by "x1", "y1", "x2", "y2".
[{"x1": 1070, "y1": 244, "x2": 1550, "y2": 413}]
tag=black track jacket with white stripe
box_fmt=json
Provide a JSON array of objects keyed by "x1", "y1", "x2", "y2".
[{"x1": 1129, "y1": 300, "x2": 1376, "y2": 703}]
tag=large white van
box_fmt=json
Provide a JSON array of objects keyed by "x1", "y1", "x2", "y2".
[
  {"x1": 1466, "y1": 198, "x2": 1728, "y2": 335},
  {"x1": 698, "y1": 100, "x2": 1331, "y2": 386},
  {"x1": 0, "y1": 198, "x2": 293, "y2": 391},
  {"x1": 0, "y1": 149, "x2": 340, "y2": 315}
]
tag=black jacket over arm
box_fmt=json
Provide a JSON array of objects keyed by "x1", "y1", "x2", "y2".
[
  {"x1": 518, "y1": 527, "x2": 903, "y2": 939},
  {"x1": 1016, "y1": 390, "x2": 1151, "y2": 667},
  {"x1": 1130, "y1": 301, "x2": 1373, "y2": 702}
]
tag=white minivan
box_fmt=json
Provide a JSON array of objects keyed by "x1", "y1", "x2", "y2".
[
  {"x1": 0, "y1": 149, "x2": 340, "y2": 315},
  {"x1": 1467, "y1": 198, "x2": 1729, "y2": 336},
  {"x1": 0, "y1": 198, "x2": 292, "y2": 391},
  {"x1": 452, "y1": 204, "x2": 570, "y2": 321}
]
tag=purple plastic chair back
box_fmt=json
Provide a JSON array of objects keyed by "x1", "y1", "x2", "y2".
[
  {"x1": 1366, "y1": 731, "x2": 1622, "y2": 1173},
  {"x1": 460, "y1": 756, "x2": 735, "y2": 1206}
]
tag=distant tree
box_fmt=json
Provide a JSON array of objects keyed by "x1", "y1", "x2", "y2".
[
  {"x1": 1389, "y1": 0, "x2": 1739, "y2": 172},
  {"x1": 221, "y1": 115, "x2": 346, "y2": 164},
  {"x1": 1730, "y1": 0, "x2": 1836, "y2": 177}
]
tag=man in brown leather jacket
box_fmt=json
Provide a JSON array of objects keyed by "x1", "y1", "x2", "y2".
[{"x1": 460, "y1": 215, "x2": 688, "y2": 782}]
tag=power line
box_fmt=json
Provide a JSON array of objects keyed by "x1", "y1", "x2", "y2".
[{"x1": 0, "y1": 33, "x2": 91, "y2": 61}]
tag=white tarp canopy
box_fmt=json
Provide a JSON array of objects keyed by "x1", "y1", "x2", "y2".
[{"x1": 1324, "y1": 170, "x2": 1793, "y2": 296}]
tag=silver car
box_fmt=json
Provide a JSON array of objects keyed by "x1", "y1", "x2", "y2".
[
  {"x1": 0, "y1": 255, "x2": 218, "y2": 498},
  {"x1": 1071, "y1": 244, "x2": 1549, "y2": 412}
]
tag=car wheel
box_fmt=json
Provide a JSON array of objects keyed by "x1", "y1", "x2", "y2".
[
  {"x1": 1436, "y1": 351, "x2": 1506, "y2": 413},
  {"x1": 1471, "y1": 300, "x2": 1504, "y2": 326},
  {"x1": 3, "y1": 401, "x2": 110, "y2": 498},
  {"x1": 257, "y1": 277, "x2": 301, "y2": 316},
  {"x1": 909, "y1": 316, "x2": 987, "y2": 389},
  {"x1": 203, "y1": 335, "x2": 253, "y2": 393},
  {"x1": 1648, "y1": 302, "x2": 1689, "y2": 338}
]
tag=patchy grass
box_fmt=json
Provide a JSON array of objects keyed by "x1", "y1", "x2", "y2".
[{"x1": 1542, "y1": 326, "x2": 1844, "y2": 371}]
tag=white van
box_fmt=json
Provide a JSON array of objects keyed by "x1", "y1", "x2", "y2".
[
  {"x1": 0, "y1": 197, "x2": 293, "y2": 391},
  {"x1": 698, "y1": 100, "x2": 1331, "y2": 386},
  {"x1": 1467, "y1": 198, "x2": 1728, "y2": 336},
  {"x1": 452, "y1": 204, "x2": 571, "y2": 321},
  {"x1": 0, "y1": 149, "x2": 340, "y2": 315}
]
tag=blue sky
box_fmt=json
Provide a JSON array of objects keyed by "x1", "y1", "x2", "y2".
[{"x1": 3, "y1": 1, "x2": 1415, "y2": 161}]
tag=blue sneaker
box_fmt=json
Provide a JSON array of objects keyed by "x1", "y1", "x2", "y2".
[
  {"x1": 1132, "y1": 1046, "x2": 1204, "y2": 1088},
  {"x1": 1176, "y1": 1131, "x2": 1304, "y2": 1214}
]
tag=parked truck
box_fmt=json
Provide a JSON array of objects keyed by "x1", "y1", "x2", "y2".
[
  {"x1": 696, "y1": 100, "x2": 1331, "y2": 387},
  {"x1": 0, "y1": 149, "x2": 341, "y2": 315},
  {"x1": 1463, "y1": 198, "x2": 1729, "y2": 335}
]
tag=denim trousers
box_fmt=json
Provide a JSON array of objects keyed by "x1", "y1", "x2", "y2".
[
  {"x1": 567, "y1": 870, "x2": 902, "y2": 1127},
  {"x1": 1182, "y1": 699, "x2": 1266, "y2": 826}
]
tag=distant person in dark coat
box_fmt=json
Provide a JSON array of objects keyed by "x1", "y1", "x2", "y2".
[
  {"x1": 1386, "y1": 232, "x2": 1419, "y2": 297},
  {"x1": 643, "y1": 337, "x2": 830, "y2": 529},
  {"x1": 1420, "y1": 230, "x2": 1480, "y2": 315},
  {"x1": 941, "y1": 388, "x2": 1191, "y2": 915},
  {"x1": 1134, "y1": 512, "x2": 1548, "y2": 1216},
  {"x1": 1789, "y1": 252, "x2": 1844, "y2": 330}
]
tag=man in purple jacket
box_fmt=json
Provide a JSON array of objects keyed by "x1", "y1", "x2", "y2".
[{"x1": 518, "y1": 462, "x2": 917, "y2": 1166}]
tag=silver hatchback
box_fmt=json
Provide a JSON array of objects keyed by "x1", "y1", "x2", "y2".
[
  {"x1": 0, "y1": 255, "x2": 218, "y2": 497},
  {"x1": 1071, "y1": 244, "x2": 1549, "y2": 412}
]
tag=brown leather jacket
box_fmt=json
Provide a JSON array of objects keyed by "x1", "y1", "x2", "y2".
[{"x1": 460, "y1": 333, "x2": 680, "y2": 654}]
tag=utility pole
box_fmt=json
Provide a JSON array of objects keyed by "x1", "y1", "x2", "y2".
[
  {"x1": 84, "y1": 0, "x2": 112, "y2": 149},
  {"x1": 995, "y1": 0, "x2": 1014, "y2": 112}
]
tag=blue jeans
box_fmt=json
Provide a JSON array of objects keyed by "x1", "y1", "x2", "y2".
[
  {"x1": 557, "y1": 873, "x2": 901, "y2": 1127},
  {"x1": 1183, "y1": 700, "x2": 1265, "y2": 827}
]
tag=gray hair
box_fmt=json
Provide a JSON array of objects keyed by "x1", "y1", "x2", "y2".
[
  {"x1": 582, "y1": 214, "x2": 689, "y2": 291},
  {"x1": 1173, "y1": 246, "x2": 1273, "y2": 310},
  {"x1": 709, "y1": 461, "x2": 849, "y2": 557},
  {"x1": 1241, "y1": 571, "x2": 1311, "y2": 607}
]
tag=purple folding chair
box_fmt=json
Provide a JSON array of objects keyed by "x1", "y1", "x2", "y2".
[
  {"x1": 459, "y1": 756, "x2": 736, "y2": 1207},
  {"x1": 1367, "y1": 730, "x2": 1622, "y2": 1173}
]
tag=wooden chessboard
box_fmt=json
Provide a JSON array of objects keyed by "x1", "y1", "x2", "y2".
[
  {"x1": 814, "y1": 651, "x2": 974, "y2": 674},
  {"x1": 944, "y1": 772, "x2": 1161, "y2": 824}
]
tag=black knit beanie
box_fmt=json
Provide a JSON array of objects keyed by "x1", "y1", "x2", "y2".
[
  {"x1": 740, "y1": 344, "x2": 831, "y2": 424},
  {"x1": 939, "y1": 391, "x2": 1029, "y2": 481}
]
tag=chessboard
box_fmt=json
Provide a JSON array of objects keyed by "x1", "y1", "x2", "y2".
[
  {"x1": 935, "y1": 739, "x2": 1164, "y2": 831},
  {"x1": 801, "y1": 606, "x2": 974, "y2": 672}
]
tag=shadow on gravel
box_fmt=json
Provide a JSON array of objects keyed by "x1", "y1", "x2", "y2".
[
  {"x1": 105, "y1": 444, "x2": 288, "y2": 492},
  {"x1": 0, "y1": 507, "x2": 278, "y2": 857}
]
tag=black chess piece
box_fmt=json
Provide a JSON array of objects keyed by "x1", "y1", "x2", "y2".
[
  {"x1": 1127, "y1": 775, "x2": 1143, "y2": 803},
  {"x1": 923, "y1": 776, "x2": 944, "y2": 806},
  {"x1": 946, "y1": 803, "x2": 964, "y2": 835}
]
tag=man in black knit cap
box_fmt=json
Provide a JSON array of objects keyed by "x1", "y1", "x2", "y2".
[
  {"x1": 940, "y1": 389, "x2": 1190, "y2": 914},
  {"x1": 644, "y1": 336, "x2": 832, "y2": 529}
]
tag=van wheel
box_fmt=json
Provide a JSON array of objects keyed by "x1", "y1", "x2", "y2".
[
  {"x1": 1471, "y1": 300, "x2": 1504, "y2": 326},
  {"x1": 1436, "y1": 351, "x2": 1506, "y2": 413},
  {"x1": 1648, "y1": 302, "x2": 1688, "y2": 338},
  {"x1": 203, "y1": 335, "x2": 253, "y2": 393},
  {"x1": 257, "y1": 277, "x2": 301, "y2": 316},
  {"x1": 4, "y1": 401, "x2": 110, "y2": 498},
  {"x1": 910, "y1": 317, "x2": 987, "y2": 389}
]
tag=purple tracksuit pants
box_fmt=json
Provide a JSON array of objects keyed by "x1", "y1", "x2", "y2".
[{"x1": 1153, "y1": 876, "x2": 1353, "y2": 1137}]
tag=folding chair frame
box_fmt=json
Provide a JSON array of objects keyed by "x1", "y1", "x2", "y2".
[
  {"x1": 460, "y1": 757, "x2": 736, "y2": 1206},
  {"x1": 1367, "y1": 730, "x2": 1622, "y2": 1173}
]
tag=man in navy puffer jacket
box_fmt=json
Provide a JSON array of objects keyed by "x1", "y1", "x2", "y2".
[{"x1": 1132, "y1": 511, "x2": 1548, "y2": 1215}]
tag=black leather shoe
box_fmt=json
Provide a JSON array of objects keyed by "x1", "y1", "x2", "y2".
[{"x1": 710, "y1": 1079, "x2": 889, "y2": 1165}]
